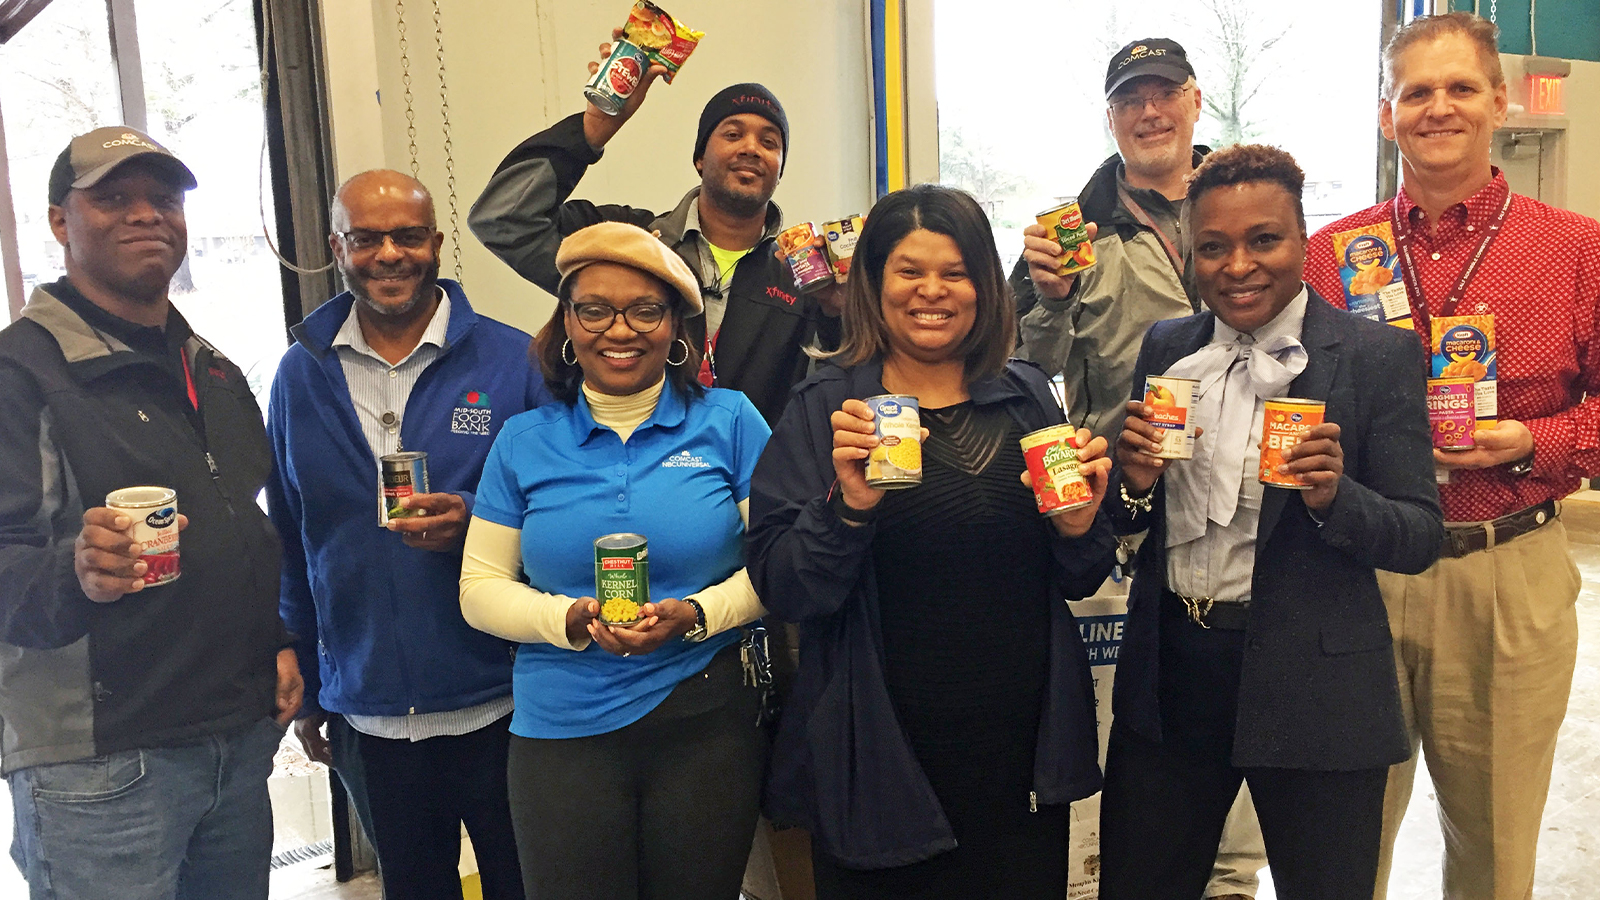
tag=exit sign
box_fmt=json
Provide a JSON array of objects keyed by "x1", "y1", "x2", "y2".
[{"x1": 1527, "y1": 74, "x2": 1565, "y2": 115}]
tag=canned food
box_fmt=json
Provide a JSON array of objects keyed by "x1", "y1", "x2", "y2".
[
  {"x1": 1020, "y1": 425, "x2": 1093, "y2": 516},
  {"x1": 1258, "y1": 398, "x2": 1325, "y2": 489},
  {"x1": 106, "y1": 486, "x2": 180, "y2": 586},
  {"x1": 864, "y1": 394, "x2": 921, "y2": 489},
  {"x1": 1143, "y1": 376, "x2": 1198, "y2": 460},
  {"x1": 595, "y1": 533, "x2": 649, "y2": 626},
  {"x1": 380, "y1": 452, "x2": 429, "y2": 525},
  {"x1": 1428, "y1": 377, "x2": 1477, "y2": 451},
  {"x1": 777, "y1": 222, "x2": 835, "y2": 293},
  {"x1": 821, "y1": 215, "x2": 865, "y2": 283},
  {"x1": 1035, "y1": 200, "x2": 1097, "y2": 278},
  {"x1": 583, "y1": 39, "x2": 652, "y2": 116}
]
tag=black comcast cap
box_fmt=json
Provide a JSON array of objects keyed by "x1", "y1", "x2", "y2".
[
  {"x1": 47, "y1": 126, "x2": 197, "y2": 205},
  {"x1": 1104, "y1": 38, "x2": 1196, "y2": 98}
]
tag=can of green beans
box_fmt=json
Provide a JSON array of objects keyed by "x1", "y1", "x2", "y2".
[
  {"x1": 379, "y1": 452, "x2": 429, "y2": 526},
  {"x1": 594, "y1": 533, "x2": 649, "y2": 626}
]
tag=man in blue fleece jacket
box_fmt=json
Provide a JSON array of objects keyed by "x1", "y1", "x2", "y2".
[{"x1": 267, "y1": 170, "x2": 548, "y2": 900}]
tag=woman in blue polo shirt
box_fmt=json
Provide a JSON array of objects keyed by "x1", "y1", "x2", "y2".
[{"x1": 459, "y1": 222, "x2": 769, "y2": 900}]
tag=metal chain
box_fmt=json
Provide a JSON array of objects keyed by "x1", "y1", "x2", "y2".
[
  {"x1": 395, "y1": 0, "x2": 419, "y2": 177},
  {"x1": 432, "y1": 0, "x2": 463, "y2": 282},
  {"x1": 1489, "y1": 0, "x2": 1498, "y2": 24}
]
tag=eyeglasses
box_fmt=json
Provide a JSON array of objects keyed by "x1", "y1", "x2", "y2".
[
  {"x1": 335, "y1": 227, "x2": 435, "y2": 253},
  {"x1": 569, "y1": 302, "x2": 671, "y2": 334},
  {"x1": 1109, "y1": 86, "x2": 1192, "y2": 117}
]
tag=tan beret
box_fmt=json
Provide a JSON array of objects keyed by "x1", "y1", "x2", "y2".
[{"x1": 555, "y1": 222, "x2": 704, "y2": 315}]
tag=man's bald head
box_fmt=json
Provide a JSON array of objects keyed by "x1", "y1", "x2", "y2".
[{"x1": 330, "y1": 169, "x2": 435, "y2": 232}]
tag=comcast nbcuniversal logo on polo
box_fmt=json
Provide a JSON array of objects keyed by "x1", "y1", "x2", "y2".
[{"x1": 661, "y1": 450, "x2": 710, "y2": 469}]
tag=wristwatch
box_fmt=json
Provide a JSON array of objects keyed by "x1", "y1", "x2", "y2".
[
  {"x1": 682, "y1": 598, "x2": 708, "y2": 643},
  {"x1": 1508, "y1": 453, "x2": 1535, "y2": 477}
]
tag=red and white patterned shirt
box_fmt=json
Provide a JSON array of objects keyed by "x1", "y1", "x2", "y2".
[{"x1": 1305, "y1": 171, "x2": 1600, "y2": 523}]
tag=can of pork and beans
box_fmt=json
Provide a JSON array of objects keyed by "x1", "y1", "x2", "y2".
[
  {"x1": 106, "y1": 486, "x2": 180, "y2": 586},
  {"x1": 582, "y1": 39, "x2": 652, "y2": 115},
  {"x1": 1427, "y1": 377, "x2": 1477, "y2": 451},
  {"x1": 821, "y1": 215, "x2": 865, "y2": 283},
  {"x1": 379, "y1": 451, "x2": 429, "y2": 525},
  {"x1": 865, "y1": 394, "x2": 922, "y2": 489},
  {"x1": 1019, "y1": 425, "x2": 1093, "y2": 516},
  {"x1": 778, "y1": 222, "x2": 836, "y2": 294},
  {"x1": 1143, "y1": 375, "x2": 1199, "y2": 460},
  {"x1": 1258, "y1": 398, "x2": 1326, "y2": 489},
  {"x1": 595, "y1": 533, "x2": 650, "y2": 626},
  {"x1": 1035, "y1": 199, "x2": 1097, "y2": 278}
]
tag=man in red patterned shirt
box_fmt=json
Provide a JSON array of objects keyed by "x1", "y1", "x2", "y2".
[{"x1": 1303, "y1": 13, "x2": 1600, "y2": 900}]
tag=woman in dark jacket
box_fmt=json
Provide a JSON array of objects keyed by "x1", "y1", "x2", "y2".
[{"x1": 746, "y1": 184, "x2": 1118, "y2": 899}]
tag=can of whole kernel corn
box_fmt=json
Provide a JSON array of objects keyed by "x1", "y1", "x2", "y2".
[
  {"x1": 1035, "y1": 199, "x2": 1097, "y2": 278},
  {"x1": 1019, "y1": 425, "x2": 1094, "y2": 516},
  {"x1": 595, "y1": 533, "x2": 650, "y2": 626},
  {"x1": 1427, "y1": 377, "x2": 1477, "y2": 451},
  {"x1": 380, "y1": 452, "x2": 430, "y2": 525},
  {"x1": 106, "y1": 486, "x2": 180, "y2": 587},
  {"x1": 1143, "y1": 375, "x2": 1199, "y2": 460},
  {"x1": 1258, "y1": 398, "x2": 1325, "y2": 489},
  {"x1": 864, "y1": 394, "x2": 922, "y2": 489}
]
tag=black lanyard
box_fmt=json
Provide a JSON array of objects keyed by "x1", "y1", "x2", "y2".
[{"x1": 1390, "y1": 188, "x2": 1511, "y2": 339}]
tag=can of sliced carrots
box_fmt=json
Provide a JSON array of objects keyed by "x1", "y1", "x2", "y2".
[{"x1": 1258, "y1": 398, "x2": 1325, "y2": 489}]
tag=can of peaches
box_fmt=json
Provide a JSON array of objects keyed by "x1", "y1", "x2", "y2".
[
  {"x1": 1020, "y1": 425, "x2": 1093, "y2": 516},
  {"x1": 1258, "y1": 398, "x2": 1325, "y2": 489},
  {"x1": 106, "y1": 486, "x2": 180, "y2": 586},
  {"x1": 1143, "y1": 376, "x2": 1198, "y2": 460}
]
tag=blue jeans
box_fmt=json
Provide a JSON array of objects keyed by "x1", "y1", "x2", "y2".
[{"x1": 7, "y1": 717, "x2": 283, "y2": 900}]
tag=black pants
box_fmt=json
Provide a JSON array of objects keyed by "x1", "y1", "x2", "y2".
[
  {"x1": 1097, "y1": 593, "x2": 1388, "y2": 900},
  {"x1": 507, "y1": 644, "x2": 765, "y2": 900},
  {"x1": 339, "y1": 712, "x2": 525, "y2": 900}
]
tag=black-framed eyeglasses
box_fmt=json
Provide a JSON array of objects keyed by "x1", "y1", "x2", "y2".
[
  {"x1": 1109, "y1": 85, "x2": 1192, "y2": 117},
  {"x1": 569, "y1": 302, "x2": 671, "y2": 334},
  {"x1": 335, "y1": 226, "x2": 435, "y2": 253}
]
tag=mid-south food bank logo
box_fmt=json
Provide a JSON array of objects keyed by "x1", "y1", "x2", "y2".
[
  {"x1": 451, "y1": 390, "x2": 492, "y2": 436},
  {"x1": 661, "y1": 449, "x2": 710, "y2": 469}
]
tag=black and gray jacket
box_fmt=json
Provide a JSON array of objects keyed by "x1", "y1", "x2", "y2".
[
  {"x1": 0, "y1": 283, "x2": 285, "y2": 774},
  {"x1": 469, "y1": 112, "x2": 839, "y2": 426},
  {"x1": 1011, "y1": 149, "x2": 1209, "y2": 444}
]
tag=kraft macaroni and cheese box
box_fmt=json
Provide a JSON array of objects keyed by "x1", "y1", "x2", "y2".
[
  {"x1": 1332, "y1": 223, "x2": 1413, "y2": 330},
  {"x1": 1431, "y1": 314, "x2": 1497, "y2": 429}
]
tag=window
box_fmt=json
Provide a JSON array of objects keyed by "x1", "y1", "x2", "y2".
[{"x1": 934, "y1": 0, "x2": 1382, "y2": 268}]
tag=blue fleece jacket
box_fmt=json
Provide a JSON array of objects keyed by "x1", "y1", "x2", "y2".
[{"x1": 268, "y1": 281, "x2": 550, "y2": 716}]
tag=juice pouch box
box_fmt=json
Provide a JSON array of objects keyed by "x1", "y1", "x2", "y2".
[
  {"x1": 1431, "y1": 314, "x2": 1497, "y2": 430},
  {"x1": 1331, "y1": 223, "x2": 1413, "y2": 331}
]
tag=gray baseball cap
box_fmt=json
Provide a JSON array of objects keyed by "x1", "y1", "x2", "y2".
[{"x1": 47, "y1": 126, "x2": 197, "y2": 205}]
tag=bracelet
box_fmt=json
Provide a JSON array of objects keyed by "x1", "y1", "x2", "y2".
[
  {"x1": 830, "y1": 489, "x2": 879, "y2": 524},
  {"x1": 1119, "y1": 480, "x2": 1154, "y2": 515}
]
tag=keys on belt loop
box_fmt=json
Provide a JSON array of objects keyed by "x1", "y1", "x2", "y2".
[{"x1": 1181, "y1": 595, "x2": 1215, "y2": 629}]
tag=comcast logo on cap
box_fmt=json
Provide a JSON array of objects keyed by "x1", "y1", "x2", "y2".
[{"x1": 103, "y1": 133, "x2": 160, "y2": 151}]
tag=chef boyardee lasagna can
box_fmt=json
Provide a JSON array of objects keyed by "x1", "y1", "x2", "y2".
[
  {"x1": 583, "y1": 38, "x2": 651, "y2": 115},
  {"x1": 595, "y1": 533, "x2": 649, "y2": 626},
  {"x1": 1019, "y1": 425, "x2": 1093, "y2": 516},
  {"x1": 865, "y1": 394, "x2": 922, "y2": 489},
  {"x1": 380, "y1": 452, "x2": 429, "y2": 525},
  {"x1": 106, "y1": 486, "x2": 180, "y2": 586}
]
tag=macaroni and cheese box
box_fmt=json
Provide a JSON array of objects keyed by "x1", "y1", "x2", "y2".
[
  {"x1": 1332, "y1": 223, "x2": 1413, "y2": 330},
  {"x1": 1431, "y1": 314, "x2": 1497, "y2": 429}
]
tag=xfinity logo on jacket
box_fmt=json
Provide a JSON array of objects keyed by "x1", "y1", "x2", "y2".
[{"x1": 452, "y1": 390, "x2": 492, "y2": 436}]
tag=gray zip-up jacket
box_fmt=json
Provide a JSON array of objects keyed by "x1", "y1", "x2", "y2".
[{"x1": 1012, "y1": 150, "x2": 1207, "y2": 444}]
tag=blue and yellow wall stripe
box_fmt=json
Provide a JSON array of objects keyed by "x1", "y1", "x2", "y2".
[{"x1": 871, "y1": 0, "x2": 909, "y2": 197}]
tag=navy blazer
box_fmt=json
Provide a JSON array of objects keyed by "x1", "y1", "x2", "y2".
[
  {"x1": 748, "y1": 359, "x2": 1117, "y2": 869},
  {"x1": 1107, "y1": 289, "x2": 1443, "y2": 771}
]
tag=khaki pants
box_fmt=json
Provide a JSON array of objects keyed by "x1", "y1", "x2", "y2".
[{"x1": 1374, "y1": 518, "x2": 1580, "y2": 900}]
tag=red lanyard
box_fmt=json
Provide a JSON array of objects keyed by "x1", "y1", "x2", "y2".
[
  {"x1": 697, "y1": 330, "x2": 718, "y2": 388},
  {"x1": 180, "y1": 346, "x2": 199, "y2": 411},
  {"x1": 1117, "y1": 184, "x2": 1191, "y2": 306},
  {"x1": 1390, "y1": 188, "x2": 1511, "y2": 339}
]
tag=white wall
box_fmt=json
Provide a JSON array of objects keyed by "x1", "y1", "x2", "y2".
[{"x1": 321, "y1": 0, "x2": 875, "y2": 335}]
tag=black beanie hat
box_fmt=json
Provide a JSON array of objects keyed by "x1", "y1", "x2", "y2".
[{"x1": 693, "y1": 83, "x2": 789, "y2": 176}]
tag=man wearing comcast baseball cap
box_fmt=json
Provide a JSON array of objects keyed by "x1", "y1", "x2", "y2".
[
  {"x1": 0, "y1": 126, "x2": 301, "y2": 899},
  {"x1": 471, "y1": 53, "x2": 840, "y2": 428}
]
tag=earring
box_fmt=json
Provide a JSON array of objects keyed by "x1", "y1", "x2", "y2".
[
  {"x1": 666, "y1": 338, "x2": 691, "y2": 367},
  {"x1": 561, "y1": 338, "x2": 577, "y2": 366}
]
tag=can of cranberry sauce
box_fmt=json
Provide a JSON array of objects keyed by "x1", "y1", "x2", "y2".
[
  {"x1": 777, "y1": 222, "x2": 836, "y2": 294},
  {"x1": 1258, "y1": 398, "x2": 1326, "y2": 489},
  {"x1": 582, "y1": 38, "x2": 652, "y2": 116},
  {"x1": 105, "y1": 486, "x2": 180, "y2": 586},
  {"x1": 1020, "y1": 425, "x2": 1093, "y2": 516}
]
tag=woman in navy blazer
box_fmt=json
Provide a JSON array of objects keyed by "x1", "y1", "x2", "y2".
[{"x1": 1099, "y1": 146, "x2": 1443, "y2": 900}]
